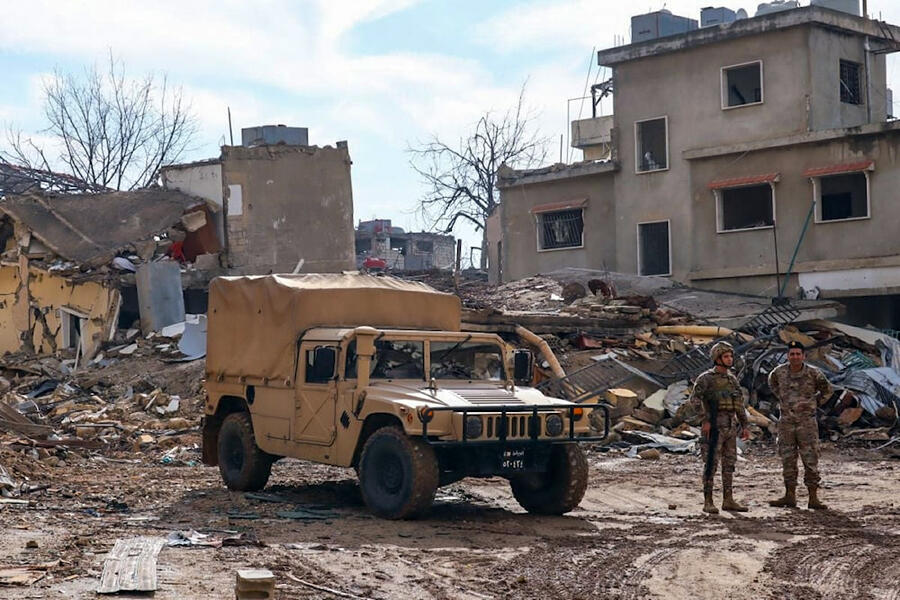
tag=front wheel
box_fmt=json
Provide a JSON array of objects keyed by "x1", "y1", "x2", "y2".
[
  {"x1": 217, "y1": 412, "x2": 273, "y2": 491},
  {"x1": 510, "y1": 443, "x2": 588, "y2": 515},
  {"x1": 358, "y1": 427, "x2": 438, "y2": 519}
]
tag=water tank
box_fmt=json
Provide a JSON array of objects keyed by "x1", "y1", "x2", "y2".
[
  {"x1": 755, "y1": 1, "x2": 800, "y2": 16},
  {"x1": 701, "y1": 7, "x2": 737, "y2": 27},
  {"x1": 810, "y1": 0, "x2": 861, "y2": 16},
  {"x1": 631, "y1": 10, "x2": 699, "y2": 43},
  {"x1": 241, "y1": 125, "x2": 309, "y2": 147}
]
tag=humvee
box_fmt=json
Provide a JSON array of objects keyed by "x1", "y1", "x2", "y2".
[{"x1": 202, "y1": 274, "x2": 608, "y2": 519}]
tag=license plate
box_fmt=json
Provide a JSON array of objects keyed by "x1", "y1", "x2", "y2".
[{"x1": 501, "y1": 448, "x2": 527, "y2": 470}]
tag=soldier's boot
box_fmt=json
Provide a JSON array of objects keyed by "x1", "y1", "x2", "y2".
[
  {"x1": 807, "y1": 486, "x2": 828, "y2": 510},
  {"x1": 721, "y1": 476, "x2": 748, "y2": 512},
  {"x1": 702, "y1": 485, "x2": 719, "y2": 514},
  {"x1": 769, "y1": 484, "x2": 797, "y2": 508}
]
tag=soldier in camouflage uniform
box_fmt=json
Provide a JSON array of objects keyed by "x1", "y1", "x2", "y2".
[
  {"x1": 689, "y1": 341, "x2": 750, "y2": 514},
  {"x1": 768, "y1": 340, "x2": 834, "y2": 510}
]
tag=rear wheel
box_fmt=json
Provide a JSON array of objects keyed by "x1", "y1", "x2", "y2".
[
  {"x1": 510, "y1": 443, "x2": 588, "y2": 515},
  {"x1": 217, "y1": 412, "x2": 273, "y2": 491},
  {"x1": 358, "y1": 427, "x2": 438, "y2": 519}
]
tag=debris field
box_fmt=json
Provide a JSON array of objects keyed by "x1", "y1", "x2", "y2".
[{"x1": 2, "y1": 269, "x2": 900, "y2": 599}]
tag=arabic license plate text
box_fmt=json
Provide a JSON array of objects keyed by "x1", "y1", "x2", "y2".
[{"x1": 501, "y1": 449, "x2": 526, "y2": 470}]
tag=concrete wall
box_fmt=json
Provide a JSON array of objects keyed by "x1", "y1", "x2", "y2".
[
  {"x1": 499, "y1": 172, "x2": 616, "y2": 282},
  {"x1": 808, "y1": 26, "x2": 888, "y2": 130},
  {"x1": 687, "y1": 130, "x2": 900, "y2": 296},
  {"x1": 220, "y1": 144, "x2": 356, "y2": 274}
]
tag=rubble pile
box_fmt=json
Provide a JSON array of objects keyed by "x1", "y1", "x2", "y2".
[{"x1": 0, "y1": 325, "x2": 206, "y2": 497}]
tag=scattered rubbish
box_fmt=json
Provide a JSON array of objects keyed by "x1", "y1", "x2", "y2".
[
  {"x1": 167, "y1": 530, "x2": 222, "y2": 548},
  {"x1": 276, "y1": 507, "x2": 339, "y2": 521},
  {"x1": 97, "y1": 537, "x2": 165, "y2": 594}
]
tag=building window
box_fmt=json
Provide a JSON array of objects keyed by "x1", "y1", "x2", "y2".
[
  {"x1": 815, "y1": 172, "x2": 869, "y2": 222},
  {"x1": 840, "y1": 60, "x2": 862, "y2": 105},
  {"x1": 722, "y1": 61, "x2": 763, "y2": 109},
  {"x1": 415, "y1": 240, "x2": 433, "y2": 253},
  {"x1": 637, "y1": 221, "x2": 671, "y2": 276},
  {"x1": 716, "y1": 184, "x2": 775, "y2": 232},
  {"x1": 634, "y1": 117, "x2": 668, "y2": 173},
  {"x1": 59, "y1": 308, "x2": 87, "y2": 352},
  {"x1": 538, "y1": 209, "x2": 584, "y2": 250}
]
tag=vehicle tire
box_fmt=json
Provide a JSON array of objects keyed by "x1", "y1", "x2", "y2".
[
  {"x1": 217, "y1": 412, "x2": 273, "y2": 491},
  {"x1": 358, "y1": 426, "x2": 439, "y2": 520},
  {"x1": 510, "y1": 443, "x2": 588, "y2": 515}
]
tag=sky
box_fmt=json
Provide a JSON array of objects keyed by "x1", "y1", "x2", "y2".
[{"x1": 1, "y1": 0, "x2": 899, "y2": 261}]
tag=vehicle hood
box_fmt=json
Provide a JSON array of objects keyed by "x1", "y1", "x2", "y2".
[{"x1": 364, "y1": 381, "x2": 568, "y2": 408}]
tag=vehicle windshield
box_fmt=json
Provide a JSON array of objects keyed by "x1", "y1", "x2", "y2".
[
  {"x1": 430, "y1": 340, "x2": 505, "y2": 381},
  {"x1": 346, "y1": 339, "x2": 425, "y2": 380}
]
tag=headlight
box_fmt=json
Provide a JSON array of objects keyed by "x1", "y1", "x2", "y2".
[
  {"x1": 464, "y1": 415, "x2": 483, "y2": 439},
  {"x1": 545, "y1": 414, "x2": 564, "y2": 437}
]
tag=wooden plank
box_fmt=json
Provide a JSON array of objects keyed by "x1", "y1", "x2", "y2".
[
  {"x1": 0, "y1": 403, "x2": 53, "y2": 436},
  {"x1": 97, "y1": 537, "x2": 165, "y2": 594}
]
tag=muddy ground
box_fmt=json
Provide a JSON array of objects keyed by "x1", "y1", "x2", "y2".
[{"x1": 2, "y1": 442, "x2": 899, "y2": 599}]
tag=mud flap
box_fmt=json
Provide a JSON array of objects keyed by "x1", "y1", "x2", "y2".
[{"x1": 201, "y1": 417, "x2": 219, "y2": 466}]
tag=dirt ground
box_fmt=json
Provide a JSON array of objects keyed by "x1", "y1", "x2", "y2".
[{"x1": 2, "y1": 441, "x2": 899, "y2": 600}]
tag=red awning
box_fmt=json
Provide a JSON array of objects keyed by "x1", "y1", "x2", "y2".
[
  {"x1": 803, "y1": 160, "x2": 874, "y2": 178},
  {"x1": 529, "y1": 198, "x2": 588, "y2": 214},
  {"x1": 708, "y1": 173, "x2": 780, "y2": 190}
]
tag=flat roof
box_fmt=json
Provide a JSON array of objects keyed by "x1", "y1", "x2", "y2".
[
  {"x1": 598, "y1": 6, "x2": 900, "y2": 66},
  {"x1": 498, "y1": 160, "x2": 616, "y2": 188}
]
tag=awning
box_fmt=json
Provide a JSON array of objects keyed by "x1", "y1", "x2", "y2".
[
  {"x1": 708, "y1": 173, "x2": 780, "y2": 190},
  {"x1": 803, "y1": 160, "x2": 874, "y2": 178},
  {"x1": 529, "y1": 199, "x2": 588, "y2": 214}
]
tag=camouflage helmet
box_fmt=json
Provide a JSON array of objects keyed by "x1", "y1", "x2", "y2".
[{"x1": 710, "y1": 341, "x2": 734, "y2": 364}]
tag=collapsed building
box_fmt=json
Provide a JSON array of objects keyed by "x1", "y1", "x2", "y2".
[
  {"x1": 0, "y1": 189, "x2": 215, "y2": 360},
  {"x1": 354, "y1": 219, "x2": 455, "y2": 271}
]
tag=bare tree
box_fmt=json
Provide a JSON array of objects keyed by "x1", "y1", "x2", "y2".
[
  {"x1": 409, "y1": 86, "x2": 549, "y2": 268},
  {"x1": 3, "y1": 54, "x2": 198, "y2": 191}
]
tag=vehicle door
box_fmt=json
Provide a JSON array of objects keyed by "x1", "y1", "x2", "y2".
[{"x1": 293, "y1": 342, "x2": 338, "y2": 445}]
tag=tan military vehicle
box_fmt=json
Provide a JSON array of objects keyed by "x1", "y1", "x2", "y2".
[{"x1": 202, "y1": 274, "x2": 608, "y2": 519}]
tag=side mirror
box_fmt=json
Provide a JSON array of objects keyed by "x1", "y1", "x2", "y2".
[
  {"x1": 308, "y1": 347, "x2": 337, "y2": 383},
  {"x1": 512, "y1": 350, "x2": 534, "y2": 385}
]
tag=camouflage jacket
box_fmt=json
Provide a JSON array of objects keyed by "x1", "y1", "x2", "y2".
[
  {"x1": 768, "y1": 363, "x2": 833, "y2": 422},
  {"x1": 690, "y1": 368, "x2": 747, "y2": 426}
]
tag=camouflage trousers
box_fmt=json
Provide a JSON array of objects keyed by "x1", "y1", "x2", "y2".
[
  {"x1": 777, "y1": 416, "x2": 820, "y2": 487},
  {"x1": 701, "y1": 413, "x2": 738, "y2": 487}
]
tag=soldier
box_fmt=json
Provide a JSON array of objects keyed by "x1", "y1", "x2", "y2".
[
  {"x1": 768, "y1": 340, "x2": 834, "y2": 510},
  {"x1": 690, "y1": 341, "x2": 750, "y2": 514}
]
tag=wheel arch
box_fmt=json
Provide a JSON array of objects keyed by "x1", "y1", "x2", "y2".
[
  {"x1": 202, "y1": 395, "x2": 250, "y2": 466},
  {"x1": 350, "y1": 412, "x2": 404, "y2": 468}
]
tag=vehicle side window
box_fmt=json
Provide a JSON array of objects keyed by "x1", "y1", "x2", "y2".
[{"x1": 304, "y1": 345, "x2": 337, "y2": 384}]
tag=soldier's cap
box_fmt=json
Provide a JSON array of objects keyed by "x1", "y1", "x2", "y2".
[{"x1": 787, "y1": 340, "x2": 806, "y2": 351}]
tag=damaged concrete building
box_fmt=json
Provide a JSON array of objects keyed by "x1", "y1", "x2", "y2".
[
  {"x1": 497, "y1": 4, "x2": 900, "y2": 327},
  {"x1": 161, "y1": 125, "x2": 356, "y2": 275},
  {"x1": 0, "y1": 190, "x2": 215, "y2": 360},
  {"x1": 355, "y1": 219, "x2": 455, "y2": 271}
]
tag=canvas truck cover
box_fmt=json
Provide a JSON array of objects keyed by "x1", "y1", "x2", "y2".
[{"x1": 206, "y1": 273, "x2": 461, "y2": 385}]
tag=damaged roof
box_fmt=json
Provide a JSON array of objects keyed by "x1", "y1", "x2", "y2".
[{"x1": 0, "y1": 189, "x2": 200, "y2": 266}]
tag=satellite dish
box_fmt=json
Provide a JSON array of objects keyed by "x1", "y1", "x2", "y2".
[{"x1": 736, "y1": 8, "x2": 749, "y2": 19}]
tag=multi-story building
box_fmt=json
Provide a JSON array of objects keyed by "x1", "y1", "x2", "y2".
[
  {"x1": 498, "y1": 3, "x2": 900, "y2": 326},
  {"x1": 355, "y1": 219, "x2": 456, "y2": 271}
]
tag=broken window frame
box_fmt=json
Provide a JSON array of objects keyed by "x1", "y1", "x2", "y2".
[
  {"x1": 721, "y1": 60, "x2": 764, "y2": 110},
  {"x1": 811, "y1": 170, "x2": 871, "y2": 224},
  {"x1": 634, "y1": 116, "x2": 669, "y2": 174},
  {"x1": 58, "y1": 307, "x2": 88, "y2": 354},
  {"x1": 535, "y1": 208, "x2": 585, "y2": 252},
  {"x1": 714, "y1": 182, "x2": 777, "y2": 234},
  {"x1": 839, "y1": 59, "x2": 863, "y2": 106},
  {"x1": 636, "y1": 220, "x2": 672, "y2": 277}
]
